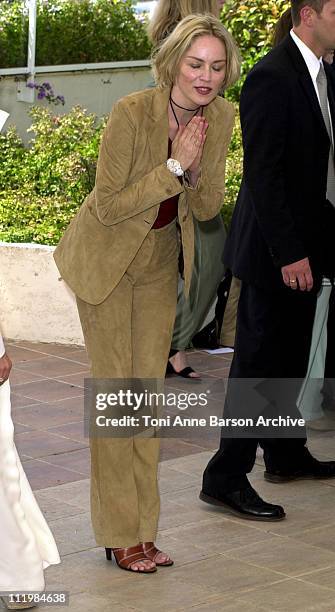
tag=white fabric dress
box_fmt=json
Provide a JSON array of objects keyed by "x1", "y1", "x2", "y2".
[{"x1": 0, "y1": 337, "x2": 60, "y2": 592}]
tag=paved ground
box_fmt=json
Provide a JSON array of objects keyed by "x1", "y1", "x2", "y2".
[{"x1": 2, "y1": 340, "x2": 335, "y2": 612}]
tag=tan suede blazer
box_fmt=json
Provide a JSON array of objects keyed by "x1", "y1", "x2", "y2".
[{"x1": 54, "y1": 87, "x2": 235, "y2": 305}]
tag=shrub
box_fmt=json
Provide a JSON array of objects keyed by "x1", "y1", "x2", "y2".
[
  {"x1": 222, "y1": 113, "x2": 243, "y2": 229},
  {"x1": 0, "y1": 106, "x2": 106, "y2": 244},
  {"x1": 0, "y1": 103, "x2": 242, "y2": 244},
  {"x1": 0, "y1": 0, "x2": 151, "y2": 68},
  {"x1": 222, "y1": 0, "x2": 290, "y2": 101}
]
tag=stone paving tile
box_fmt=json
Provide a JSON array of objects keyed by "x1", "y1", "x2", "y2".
[
  {"x1": 296, "y1": 566, "x2": 335, "y2": 591},
  {"x1": 237, "y1": 578, "x2": 335, "y2": 612},
  {"x1": 34, "y1": 490, "x2": 87, "y2": 522},
  {"x1": 14, "y1": 430, "x2": 86, "y2": 458},
  {"x1": 47, "y1": 421, "x2": 87, "y2": 443},
  {"x1": 15, "y1": 356, "x2": 87, "y2": 379},
  {"x1": 11, "y1": 379, "x2": 84, "y2": 403},
  {"x1": 159, "y1": 517, "x2": 275, "y2": 555},
  {"x1": 8, "y1": 340, "x2": 84, "y2": 358},
  {"x1": 12, "y1": 401, "x2": 84, "y2": 430},
  {"x1": 13, "y1": 423, "x2": 34, "y2": 434},
  {"x1": 35, "y1": 478, "x2": 90, "y2": 509},
  {"x1": 45, "y1": 447, "x2": 90, "y2": 476},
  {"x1": 290, "y1": 522, "x2": 335, "y2": 554},
  {"x1": 6, "y1": 343, "x2": 50, "y2": 362},
  {"x1": 10, "y1": 393, "x2": 43, "y2": 409},
  {"x1": 9, "y1": 368, "x2": 46, "y2": 386},
  {"x1": 180, "y1": 597, "x2": 266, "y2": 611},
  {"x1": 22, "y1": 459, "x2": 88, "y2": 490},
  {"x1": 47, "y1": 512, "x2": 96, "y2": 556},
  {"x1": 168, "y1": 555, "x2": 289, "y2": 597},
  {"x1": 224, "y1": 536, "x2": 335, "y2": 577},
  {"x1": 54, "y1": 371, "x2": 89, "y2": 388}
]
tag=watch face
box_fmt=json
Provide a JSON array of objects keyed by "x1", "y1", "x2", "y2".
[{"x1": 167, "y1": 159, "x2": 183, "y2": 176}]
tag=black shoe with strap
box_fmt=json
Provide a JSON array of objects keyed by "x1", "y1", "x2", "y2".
[{"x1": 199, "y1": 485, "x2": 285, "y2": 521}]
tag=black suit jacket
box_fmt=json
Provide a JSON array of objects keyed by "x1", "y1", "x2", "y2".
[{"x1": 224, "y1": 34, "x2": 335, "y2": 292}]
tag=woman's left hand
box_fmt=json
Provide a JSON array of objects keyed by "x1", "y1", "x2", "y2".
[
  {"x1": 0, "y1": 353, "x2": 12, "y2": 385},
  {"x1": 187, "y1": 119, "x2": 208, "y2": 175}
]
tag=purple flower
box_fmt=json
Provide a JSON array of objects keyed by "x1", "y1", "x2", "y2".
[
  {"x1": 37, "y1": 90, "x2": 46, "y2": 99},
  {"x1": 26, "y1": 81, "x2": 35, "y2": 89}
]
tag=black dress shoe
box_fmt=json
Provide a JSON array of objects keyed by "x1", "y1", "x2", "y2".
[
  {"x1": 199, "y1": 486, "x2": 285, "y2": 521},
  {"x1": 264, "y1": 459, "x2": 335, "y2": 483}
]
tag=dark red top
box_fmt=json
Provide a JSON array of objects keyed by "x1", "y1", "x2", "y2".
[{"x1": 152, "y1": 140, "x2": 180, "y2": 229}]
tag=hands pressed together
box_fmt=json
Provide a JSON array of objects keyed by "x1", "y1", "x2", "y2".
[{"x1": 171, "y1": 116, "x2": 208, "y2": 185}]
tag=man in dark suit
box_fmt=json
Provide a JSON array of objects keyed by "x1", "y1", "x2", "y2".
[{"x1": 201, "y1": 0, "x2": 335, "y2": 520}]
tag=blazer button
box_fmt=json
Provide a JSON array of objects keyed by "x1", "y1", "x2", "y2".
[
  {"x1": 166, "y1": 187, "x2": 172, "y2": 195},
  {"x1": 182, "y1": 215, "x2": 187, "y2": 222}
]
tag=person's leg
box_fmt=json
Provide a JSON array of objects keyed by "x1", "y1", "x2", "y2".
[
  {"x1": 77, "y1": 287, "x2": 142, "y2": 549},
  {"x1": 297, "y1": 285, "x2": 331, "y2": 424},
  {"x1": 204, "y1": 283, "x2": 317, "y2": 491},
  {"x1": 220, "y1": 276, "x2": 241, "y2": 347},
  {"x1": 322, "y1": 286, "x2": 335, "y2": 410},
  {"x1": 169, "y1": 215, "x2": 226, "y2": 376},
  {"x1": 131, "y1": 221, "x2": 179, "y2": 561}
]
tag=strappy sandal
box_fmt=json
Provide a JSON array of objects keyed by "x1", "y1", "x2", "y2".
[
  {"x1": 166, "y1": 360, "x2": 200, "y2": 379},
  {"x1": 105, "y1": 545, "x2": 157, "y2": 573},
  {"x1": 142, "y1": 542, "x2": 174, "y2": 567}
]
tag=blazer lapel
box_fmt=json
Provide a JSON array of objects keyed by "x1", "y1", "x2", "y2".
[{"x1": 284, "y1": 35, "x2": 329, "y2": 141}]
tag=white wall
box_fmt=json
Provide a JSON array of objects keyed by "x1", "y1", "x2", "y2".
[
  {"x1": 0, "y1": 243, "x2": 84, "y2": 345},
  {"x1": 0, "y1": 66, "x2": 152, "y2": 142}
]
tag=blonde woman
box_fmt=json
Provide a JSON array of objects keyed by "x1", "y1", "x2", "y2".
[
  {"x1": 148, "y1": 0, "x2": 226, "y2": 46},
  {"x1": 149, "y1": 0, "x2": 231, "y2": 378},
  {"x1": 54, "y1": 14, "x2": 240, "y2": 573}
]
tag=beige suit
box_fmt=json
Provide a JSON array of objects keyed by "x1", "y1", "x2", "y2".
[{"x1": 54, "y1": 86, "x2": 235, "y2": 547}]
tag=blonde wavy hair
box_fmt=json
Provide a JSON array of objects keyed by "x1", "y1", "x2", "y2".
[
  {"x1": 148, "y1": 0, "x2": 221, "y2": 46},
  {"x1": 152, "y1": 14, "x2": 241, "y2": 93}
]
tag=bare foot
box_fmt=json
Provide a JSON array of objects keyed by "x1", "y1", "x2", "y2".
[
  {"x1": 130, "y1": 559, "x2": 156, "y2": 572},
  {"x1": 169, "y1": 351, "x2": 200, "y2": 378},
  {"x1": 142, "y1": 542, "x2": 174, "y2": 566}
]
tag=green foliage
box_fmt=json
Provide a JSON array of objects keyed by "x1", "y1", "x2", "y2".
[
  {"x1": 222, "y1": 112, "x2": 243, "y2": 229},
  {"x1": 0, "y1": 0, "x2": 151, "y2": 68},
  {"x1": 0, "y1": 104, "x2": 242, "y2": 244},
  {"x1": 222, "y1": 0, "x2": 290, "y2": 101},
  {"x1": 0, "y1": 106, "x2": 105, "y2": 244}
]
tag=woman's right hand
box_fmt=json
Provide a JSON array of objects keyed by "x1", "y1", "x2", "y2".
[
  {"x1": 171, "y1": 116, "x2": 207, "y2": 171},
  {"x1": 0, "y1": 353, "x2": 12, "y2": 385}
]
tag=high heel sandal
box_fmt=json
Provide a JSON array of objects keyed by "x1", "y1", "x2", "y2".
[
  {"x1": 142, "y1": 542, "x2": 174, "y2": 567},
  {"x1": 166, "y1": 349, "x2": 200, "y2": 380},
  {"x1": 105, "y1": 545, "x2": 157, "y2": 573}
]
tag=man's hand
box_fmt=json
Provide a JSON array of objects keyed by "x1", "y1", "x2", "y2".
[
  {"x1": 281, "y1": 257, "x2": 313, "y2": 291},
  {"x1": 0, "y1": 352, "x2": 12, "y2": 384}
]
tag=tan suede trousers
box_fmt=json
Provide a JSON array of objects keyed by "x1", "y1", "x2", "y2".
[{"x1": 77, "y1": 221, "x2": 179, "y2": 547}]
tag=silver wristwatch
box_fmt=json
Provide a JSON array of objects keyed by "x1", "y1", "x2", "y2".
[{"x1": 166, "y1": 158, "x2": 184, "y2": 177}]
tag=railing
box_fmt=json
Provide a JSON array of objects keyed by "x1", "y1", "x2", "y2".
[{"x1": 0, "y1": 60, "x2": 151, "y2": 77}]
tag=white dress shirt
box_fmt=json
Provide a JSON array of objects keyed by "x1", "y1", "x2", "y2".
[{"x1": 290, "y1": 29, "x2": 333, "y2": 145}]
